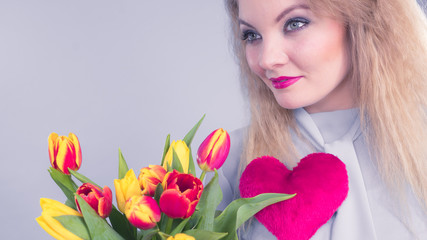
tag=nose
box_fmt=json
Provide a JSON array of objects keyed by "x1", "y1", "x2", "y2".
[{"x1": 258, "y1": 37, "x2": 289, "y2": 70}]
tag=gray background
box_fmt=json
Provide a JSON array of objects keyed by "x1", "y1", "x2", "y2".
[{"x1": 0, "y1": 1, "x2": 245, "y2": 239}]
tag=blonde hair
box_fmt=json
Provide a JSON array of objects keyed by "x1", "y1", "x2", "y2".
[{"x1": 225, "y1": 0, "x2": 427, "y2": 209}]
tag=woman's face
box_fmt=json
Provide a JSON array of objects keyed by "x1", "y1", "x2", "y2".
[{"x1": 238, "y1": 0, "x2": 353, "y2": 113}]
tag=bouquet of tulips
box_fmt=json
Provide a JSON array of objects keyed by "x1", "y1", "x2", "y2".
[{"x1": 36, "y1": 116, "x2": 294, "y2": 240}]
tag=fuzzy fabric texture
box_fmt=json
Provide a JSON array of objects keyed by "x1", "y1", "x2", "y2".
[{"x1": 239, "y1": 153, "x2": 349, "y2": 240}]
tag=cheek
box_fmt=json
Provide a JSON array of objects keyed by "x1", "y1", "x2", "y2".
[
  {"x1": 245, "y1": 46, "x2": 264, "y2": 78},
  {"x1": 298, "y1": 22, "x2": 349, "y2": 74}
]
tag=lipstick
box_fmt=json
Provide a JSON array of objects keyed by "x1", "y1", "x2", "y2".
[{"x1": 269, "y1": 76, "x2": 302, "y2": 89}]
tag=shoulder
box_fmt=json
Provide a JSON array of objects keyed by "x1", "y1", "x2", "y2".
[{"x1": 222, "y1": 127, "x2": 246, "y2": 179}]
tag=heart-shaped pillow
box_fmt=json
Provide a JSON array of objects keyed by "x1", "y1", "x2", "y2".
[{"x1": 239, "y1": 153, "x2": 348, "y2": 240}]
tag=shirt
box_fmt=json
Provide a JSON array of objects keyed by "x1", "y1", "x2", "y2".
[{"x1": 212, "y1": 108, "x2": 427, "y2": 240}]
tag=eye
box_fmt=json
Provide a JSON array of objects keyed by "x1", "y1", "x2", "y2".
[
  {"x1": 241, "y1": 30, "x2": 262, "y2": 43},
  {"x1": 284, "y1": 17, "x2": 310, "y2": 32}
]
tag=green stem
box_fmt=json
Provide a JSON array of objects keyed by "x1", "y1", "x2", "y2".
[
  {"x1": 67, "y1": 174, "x2": 79, "y2": 191},
  {"x1": 165, "y1": 217, "x2": 173, "y2": 234},
  {"x1": 199, "y1": 170, "x2": 207, "y2": 182}
]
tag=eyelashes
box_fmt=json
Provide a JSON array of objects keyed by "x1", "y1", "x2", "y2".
[
  {"x1": 240, "y1": 17, "x2": 310, "y2": 44},
  {"x1": 284, "y1": 17, "x2": 310, "y2": 32},
  {"x1": 241, "y1": 30, "x2": 261, "y2": 43}
]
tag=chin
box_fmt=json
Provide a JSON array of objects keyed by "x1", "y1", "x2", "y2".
[
  {"x1": 273, "y1": 95, "x2": 308, "y2": 110},
  {"x1": 276, "y1": 101, "x2": 307, "y2": 110}
]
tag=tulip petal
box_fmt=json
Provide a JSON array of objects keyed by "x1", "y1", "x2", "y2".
[
  {"x1": 85, "y1": 192, "x2": 100, "y2": 211},
  {"x1": 159, "y1": 190, "x2": 191, "y2": 218},
  {"x1": 163, "y1": 140, "x2": 190, "y2": 173},
  {"x1": 209, "y1": 131, "x2": 230, "y2": 169},
  {"x1": 40, "y1": 198, "x2": 81, "y2": 216},
  {"x1": 98, "y1": 186, "x2": 113, "y2": 218},
  {"x1": 129, "y1": 210, "x2": 157, "y2": 229},
  {"x1": 37, "y1": 215, "x2": 83, "y2": 240},
  {"x1": 56, "y1": 138, "x2": 77, "y2": 174},
  {"x1": 48, "y1": 133, "x2": 59, "y2": 168},
  {"x1": 114, "y1": 169, "x2": 141, "y2": 213},
  {"x1": 75, "y1": 184, "x2": 113, "y2": 219},
  {"x1": 114, "y1": 179, "x2": 126, "y2": 213},
  {"x1": 197, "y1": 128, "x2": 230, "y2": 171},
  {"x1": 68, "y1": 133, "x2": 82, "y2": 169},
  {"x1": 125, "y1": 196, "x2": 161, "y2": 230},
  {"x1": 139, "y1": 165, "x2": 167, "y2": 196},
  {"x1": 37, "y1": 198, "x2": 83, "y2": 240},
  {"x1": 186, "y1": 200, "x2": 199, "y2": 218},
  {"x1": 98, "y1": 197, "x2": 109, "y2": 218}
]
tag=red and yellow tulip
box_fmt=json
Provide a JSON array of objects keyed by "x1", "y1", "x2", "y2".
[
  {"x1": 159, "y1": 170, "x2": 203, "y2": 219},
  {"x1": 114, "y1": 169, "x2": 142, "y2": 213},
  {"x1": 163, "y1": 140, "x2": 190, "y2": 173},
  {"x1": 197, "y1": 128, "x2": 230, "y2": 171},
  {"x1": 48, "y1": 132, "x2": 82, "y2": 175},
  {"x1": 36, "y1": 198, "x2": 84, "y2": 240},
  {"x1": 75, "y1": 183, "x2": 112, "y2": 219},
  {"x1": 125, "y1": 195, "x2": 161, "y2": 230},
  {"x1": 138, "y1": 165, "x2": 167, "y2": 196},
  {"x1": 167, "y1": 233, "x2": 195, "y2": 240}
]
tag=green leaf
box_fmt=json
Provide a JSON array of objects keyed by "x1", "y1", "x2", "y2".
[
  {"x1": 119, "y1": 148, "x2": 129, "y2": 179},
  {"x1": 213, "y1": 193, "x2": 296, "y2": 240},
  {"x1": 138, "y1": 228, "x2": 159, "y2": 240},
  {"x1": 184, "y1": 229, "x2": 228, "y2": 240},
  {"x1": 49, "y1": 167, "x2": 78, "y2": 209},
  {"x1": 69, "y1": 169, "x2": 100, "y2": 188},
  {"x1": 65, "y1": 198, "x2": 76, "y2": 209},
  {"x1": 154, "y1": 184, "x2": 164, "y2": 205},
  {"x1": 166, "y1": 162, "x2": 173, "y2": 172},
  {"x1": 157, "y1": 232, "x2": 171, "y2": 240},
  {"x1": 169, "y1": 218, "x2": 190, "y2": 236},
  {"x1": 49, "y1": 167, "x2": 78, "y2": 191},
  {"x1": 188, "y1": 147, "x2": 196, "y2": 176},
  {"x1": 158, "y1": 213, "x2": 168, "y2": 233},
  {"x1": 161, "y1": 134, "x2": 171, "y2": 166},
  {"x1": 183, "y1": 211, "x2": 202, "y2": 231},
  {"x1": 183, "y1": 114, "x2": 205, "y2": 147},
  {"x1": 109, "y1": 206, "x2": 137, "y2": 240},
  {"x1": 195, "y1": 170, "x2": 222, "y2": 231},
  {"x1": 75, "y1": 194, "x2": 125, "y2": 240},
  {"x1": 55, "y1": 215, "x2": 91, "y2": 240},
  {"x1": 171, "y1": 148, "x2": 184, "y2": 173}
]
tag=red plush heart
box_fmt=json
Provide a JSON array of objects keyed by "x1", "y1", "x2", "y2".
[{"x1": 239, "y1": 153, "x2": 348, "y2": 240}]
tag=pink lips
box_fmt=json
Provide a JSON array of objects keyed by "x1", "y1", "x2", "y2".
[{"x1": 269, "y1": 76, "x2": 302, "y2": 89}]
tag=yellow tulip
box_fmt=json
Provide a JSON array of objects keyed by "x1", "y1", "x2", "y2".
[
  {"x1": 36, "y1": 198, "x2": 84, "y2": 240},
  {"x1": 163, "y1": 140, "x2": 190, "y2": 173},
  {"x1": 114, "y1": 169, "x2": 142, "y2": 213},
  {"x1": 167, "y1": 233, "x2": 196, "y2": 240}
]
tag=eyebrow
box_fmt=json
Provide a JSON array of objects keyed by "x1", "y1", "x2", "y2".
[
  {"x1": 275, "y1": 4, "x2": 309, "y2": 23},
  {"x1": 238, "y1": 4, "x2": 310, "y2": 28}
]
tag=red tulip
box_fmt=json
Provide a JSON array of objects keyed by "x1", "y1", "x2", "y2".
[
  {"x1": 159, "y1": 170, "x2": 203, "y2": 219},
  {"x1": 197, "y1": 128, "x2": 230, "y2": 171},
  {"x1": 48, "y1": 132, "x2": 82, "y2": 175},
  {"x1": 125, "y1": 195, "x2": 161, "y2": 230},
  {"x1": 75, "y1": 183, "x2": 112, "y2": 219}
]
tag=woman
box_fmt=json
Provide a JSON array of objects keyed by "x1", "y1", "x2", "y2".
[{"x1": 215, "y1": 0, "x2": 427, "y2": 239}]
